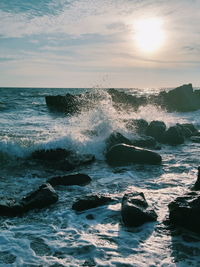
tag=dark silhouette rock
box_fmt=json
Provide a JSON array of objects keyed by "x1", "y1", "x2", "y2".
[
  {"x1": 31, "y1": 148, "x2": 71, "y2": 161},
  {"x1": 0, "y1": 183, "x2": 58, "y2": 217},
  {"x1": 163, "y1": 126, "x2": 184, "y2": 145},
  {"x1": 145, "y1": 120, "x2": 166, "y2": 142},
  {"x1": 72, "y1": 194, "x2": 115, "y2": 211},
  {"x1": 105, "y1": 132, "x2": 133, "y2": 152},
  {"x1": 157, "y1": 83, "x2": 200, "y2": 112},
  {"x1": 121, "y1": 192, "x2": 157, "y2": 227},
  {"x1": 192, "y1": 167, "x2": 200, "y2": 191},
  {"x1": 106, "y1": 144, "x2": 162, "y2": 166},
  {"x1": 168, "y1": 191, "x2": 200, "y2": 234},
  {"x1": 68, "y1": 153, "x2": 95, "y2": 166},
  {"x1": 125, "y1": 119, "x2": 148, "y2": 134},
  {"x1": 131, "y1": 135, "x2": 158, "y2": 149},
  {"x1": 47, "y1": 173, "x2": 92, "y2": 187}
]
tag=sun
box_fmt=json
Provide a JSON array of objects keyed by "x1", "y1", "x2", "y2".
[{"x1": 134, "y1": 18, "x2": 165, "y2": 53}]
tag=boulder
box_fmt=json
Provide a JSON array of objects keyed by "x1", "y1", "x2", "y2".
[
  {"x1": 168, "y1": 191, "x2": 200, "y2": 234},
  {"x1": 163, "y1": 126, "x2": 185, "y2": 145},
  {"x1": 105, "y1": 132, "x2": 133, "y2": 152},
  {"x1": 20, "y1": 183, "x2": 58, "y2": 211},
  {"x1": 131, "y1": 135, "x2": 158, "y2": 149},
  {"x1": 121, "y1": 192, "x2": 157, "y2": 227},
  {"x1": 47, "y1": 173, "x2": 92, "y2": 187},
  {"x1": 192, "y1": 167, "x2": 200, "y2": 191},
  {"x1": 145, "y1": 121, "x2": 166, "y2": 142},
  {"x1": 72, "y1": 194, "x2": 115, "y2": 211},
  {"x1": 179, "y1": 123, "x2": 198, "y2": 135},
  {"x1": 105, "y1": 143, "x2": 162, "y2": 166},
  {"x1": 125, "y1": 119, "x2": 148, "y2": 134},
  {"x1": 0, "y1": 183, "x2": 58, "y2": 217}
]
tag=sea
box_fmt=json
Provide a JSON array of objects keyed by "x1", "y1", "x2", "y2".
[{"x1": 0, "y1": 87, "x2": 200, "y2": 267}]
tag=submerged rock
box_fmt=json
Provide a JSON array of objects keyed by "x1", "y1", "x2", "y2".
[
  {"x1": 163, "y1": 126, "x2": 185, "y2": 145},
  {"x1": 72, "y1": 194, "x2": 115, "y2": 211},
  {"x1": 0, "y1": 183, "x2": 58, "y2": 217},
  {"x1": 47, "y1": 173, "x2": 92, "y2": 187},
  {"x1": 121, "y1": 192, "x2": 157, "y2": 227},
  {"x1": 106, "y1": 143, "x2": 162, "y2": 166},
  {"x1": 190, "y1": 136, "x2": 200, "y2": 143},
  {"x1": 168, "y1": 191, "x2": 200, "y2": 234},
  {"x1": 145, "y1": 120, "x2": 166, "y2": 142}
]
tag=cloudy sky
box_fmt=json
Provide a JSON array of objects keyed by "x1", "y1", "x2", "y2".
[{"x1": 0, "y1": 0, "x2": 200, "y2": 88}]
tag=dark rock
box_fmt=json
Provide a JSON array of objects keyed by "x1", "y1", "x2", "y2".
[
  {"x1": 158, "y1": 84, "x2": 200, "y2": 112},
  {"x1": 0, "y1": 201, "x2": 24, "y2": 217},
  {"x1": 68, "y1": 153, "x2": 95, "y2": 166},
  {"x1": 131, "y1": 135, "x2": 158, "y2": 148},
  {"x1": 125, "y1": 119, "x2": 148, "y2": 134},
  {"x1": 106, "y1": 143, "x2": 162, "y2": 166},
  {"x1": 108, "y1": 89, "x2": 148, "y2": 111},
  {"x1": 45, "y1": 94, "x2": 81, "y2": 113},
  {"x1": 105, "y1": 132, "x2": 133, "y2": 152},
  {"x1": 47, "y1": 173, "x2": 92, "y2": 187},
  {"x1": 0, "y1": 183, "x2": 58, "y2": 217},
  {"x1": 145, "y1": 121, "x2": 166, "y2": 142},
  {"x1": 176, "y1": 123, "x2": 193, "y2": 138},
  {"x1": 168, "y1": 191, "x2": 200, "y2": 234},
  {"x1": 163, "y1": 126, "x2": 185, "y2": 145},
  {"x1": 192, "y1": 167, "x2": 200, "y2": 191},
  {"x1": 190, "y1": 136, "x2": 200, "y2": 143},
  {"x1": 31, "y1": 148, "x2": 71, "y2": 161},
  {"x1": 121, "y1": 192, "x2": 157, "y2": 227},
  {"x1": 179, "y1": 123, "x2": 198, "y2": 134},
  {"x1": 72, "y1": 194, "x2": 115, "y2": 211},
  {"x1": 20, "y1": 183, "x2": 58, "y2": 211}
]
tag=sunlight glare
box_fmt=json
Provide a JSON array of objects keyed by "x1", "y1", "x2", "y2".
[{"x1": 134, "y1": 18, "x2": 165, "y2": 53}]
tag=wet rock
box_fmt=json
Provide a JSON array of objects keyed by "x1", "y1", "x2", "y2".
[
  {"x1": 0, "y1": 183, "x2": 58, "y2": 217},
  {"x1": 72, "y1": 194, "x2": 115, "y2": 211},
  {"x1": 131, "y1": 135, "x2": 158, "y2": 149},
  {"x1": 125, "y1": 119, "x2": 148, "y2": 134},
  {"x1": 121, "y1": 192, "x2": 157, "y2": 227},
  {"x1": 68, "y1": 153, "x2": 95, "y2": 166},
  {"x1": 31, "y1": 148, "x2": 71, "y2": 161},
  {"x1": 192, "y1": 167, "x2": 200, "y2": 191},
  {"x1": 47, "y1": 173, "x2": 92, "y2": 187},
  {"x1": 163, "y1": 125, "x2": 185, "y2": 145},
  {"x1": 168, "y1": 191, "x2": 200, "y2": 234},
  {"x1": 145, "y1": 120, "x2": 166, "y2": 142},
  {"x1": 105, "y1": 132, "x2": 133, "y2": 152},
  {"x1": 106, "y1": 143, "x2": 162, "y2": 166},
  {"x1": 20, "y1": 183, "x2": 58, "y2": 211}
]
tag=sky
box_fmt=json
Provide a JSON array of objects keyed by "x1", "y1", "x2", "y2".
[{"x1": 0, "y1": 0, "x2": 200, "y2": 88}]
